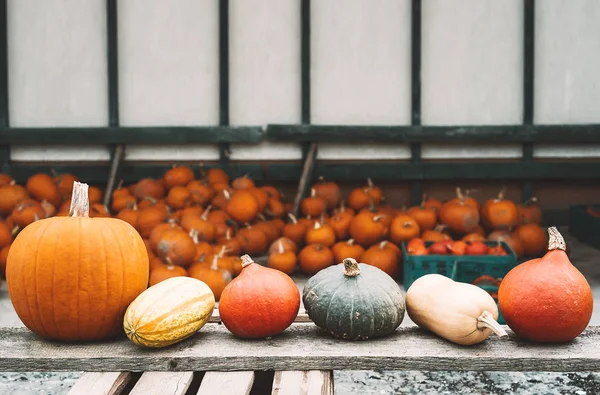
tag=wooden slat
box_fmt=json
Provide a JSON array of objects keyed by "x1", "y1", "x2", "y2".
[
  {"x1": 129, "y1": 372, "x2": 193, "y2": 395},
  {"x1": 2, "y1": 325, "x2": 600, "y2": 373},
  {"x1": 272, "y1": 371, "x2": 333, "y2": 395},
  {"x1": 197, "y1": 371, "x2": 254, "y2": 395},
  {"x1": 208, "y1": 309, "x2": 311, "y2": 324},
  {"x1": 67, "y1": 372, "x2": 132, "y2": 395}
]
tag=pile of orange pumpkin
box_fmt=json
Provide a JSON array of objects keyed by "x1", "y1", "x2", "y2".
[{"x1": 0, "y1": 169, "x2": 549, "y2": 300}]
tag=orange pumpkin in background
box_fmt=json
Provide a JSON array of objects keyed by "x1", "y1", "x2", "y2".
[
  {"x1": 389, "y1": 215, "x2": 421, "y2": 244},
  {"x1": 361, "y1": 241, "x2": 399, "y2": 278},
  {"x1": 518, "y1": 197, "x2": 543, "y2": 225},
  {"x1": 481, "y1": 188, "x2": 519, "y2": 230},
  {"x1": 298, "y1": 244, "x2": 335, "y2": 275},
  {"x1": 332, "y1": 239, "x2": 365, "y2": 263},
  {"x1": 300, "y1": 188, "x2": 327, "y2": 217},
  {"x1": 163, "y1": 165, "x2": 195, "y2": 189},
  {"x1": 348, "y1": 209, "x2": 388, "y2": 247},
  {"x1": 25, "y1": 173, "x2": 62, "y2": 207},
  {"x1": 312, "y1": 177, "x2": 341, "y2": 210},
  {"x1": 439, "y1": 188, "x2": 480, "y2": 235},
  {"x1": 6, "y1": 182, "x2": 149, "y2": 341}
]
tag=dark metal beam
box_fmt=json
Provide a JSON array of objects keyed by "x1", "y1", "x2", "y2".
[
  {"x1": 522, "y1": 0, "x2": 535, "y2": 201},
  {"x1": 0, "y1": 126, "x2": 263, "y2": 144},
  {"x1": 218, "y1": 0, "x2": 230, "y2": 166},
  {"x1": 265, "y1": 124, "x2": 600, "y2": 143},
  {"x1": 0, "y1": 0, "x2": 9, "y2": 172},
  {"x1": 301, "y1": 0, "x2": 311, "y2": 124},
  {"x1": 410, "y1": 0, "x2": 422, "y2": 206}
]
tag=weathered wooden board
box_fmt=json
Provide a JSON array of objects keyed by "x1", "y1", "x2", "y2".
[
  {"x1": 197, "y1": 371, "x2": 254, "y2": 395},
  {"x1": 67, "y1": 372, "x2": 132, "y2": 395},
  {"x1": 1, "y1": 325, "x2": 600, "y2": 373},
  {"x1": 272, "y1": 371, "x2": 333, "y2": 395},
  {"x1": 128, "y1": 372, "x2": 193, "y2": 395}
]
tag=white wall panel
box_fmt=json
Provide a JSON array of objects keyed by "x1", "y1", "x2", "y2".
[
  {"x1": 125, "y1": 145, "x2": 220, "y2": 161},
  {"x1": 421, "y1": 0, "x2": 522, "y2": 125},
  {"x1": 7, "y1": 0, "x2": 107, "y2": 127},
  {"x1": 118, "y1": 0, "x2": 219, "y2": 126},
  {"x1": 229, "y1": 142, "x2": 302, "y2": 161},
  {"x1": 535, "y1": 0, "x2": 600, "y2": 124},
  {"x1": 229, "y1": 0, "x2": 300, "y2": 125},
  {"x1": 10, "y1": 146, "x2": 110, "y2": 162},
  {"x1": 311, "y1": 0, "x2": 411, "y2": 125},
  {"x1": 317, "y1": 143, "x2": 411, "y2": 160},
  {"x1": 421, "y1": 144, "x2": 522, "y2": 159},
  {"x1": 534, "y1": 144, "x2": 600, "y2": 159}
]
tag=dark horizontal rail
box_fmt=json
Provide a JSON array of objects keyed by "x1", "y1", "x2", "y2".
[
  {"x1": 266, "y1": 161, "x2": 600, "y2": 181},
  {"x1": 0, "y1": 126, "x2": 263, "y2": 145},
  {"x1": 3, "y1": 124, "x2": 600, "y2": 145},
  {"x1": 265, "y1": 124, "x2": 600, "y2": 143}
]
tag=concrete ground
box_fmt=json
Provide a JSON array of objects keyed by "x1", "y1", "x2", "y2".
[{"x1": 1, "y1": 228, "x2": 599, "y2": 394}]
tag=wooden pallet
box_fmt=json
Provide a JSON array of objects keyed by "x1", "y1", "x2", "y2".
[{"x1": 2, "y1": 313, "x2": 600, "y2": 394}]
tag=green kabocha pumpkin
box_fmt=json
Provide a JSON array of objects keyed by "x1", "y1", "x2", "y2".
[{"x1": 302, "y1": 258, "x2": 405, "y2": 340}]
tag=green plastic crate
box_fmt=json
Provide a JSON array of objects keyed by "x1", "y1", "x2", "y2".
[{"x1": 401, "y1": 241, "x2": 518, "y2": 324}]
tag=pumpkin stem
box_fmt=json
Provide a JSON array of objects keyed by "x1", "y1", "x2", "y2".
[
  {"x1": 288, "y1": 213, "x2": 298, "y2": 224},
  {"x1": 497, "y1": 186, "x2": 507, "y2": 201},
  {"x1": 313, "y1": 221, "x2": 321, "y2": 230},
  {"x1": 523, "y1": 196, "x2": 538, "y2": 206},
  {"x1": 373, "y1": 215, "x2": 385, "y2": 223},
  {"x1": 547, "y1": 226, "x2": 566, "y2": 251},
  {"x1": 343, "y1": 258, "x2": 361, "y2": 277},
  {"x1": 455, "y1": 187, "x2": 465, "y2": 203},
  {"x1": 367, "y1": 178, "x2": 374, "y2": 189},
  {"x1": 347, "y1": 238, "x2": 355, "y2": 246},
  {"x1": 477, "y1": 310, "x2": 508, "y2": 339},
  {"x1": 223, "y1": 189, "x2": 231, "y2": 200},
  {"x1": 210, "y1": 255, "x2": 219, "y2": 271},
  {"x1": 379, "y1": 241, "x2": 388, "y2": 250},
  {"x1": 69, "y1": 181, "x2": 90, "y2": 218},
  {"x1": 339, "y1": 200, "x2": 347, "y2": 212},
  {"x1": 309, "y1": 188, "x2": 317, "y2": 198},
  {"x1": 225, "y1": 228, "x2": 232, "y2": 240},
  {"x1": 240, "y1": 254, "x2": 254, "y2": 268},
  {"x1": 277, "y1": 239, "x2": 284, "y2": 254},
  {"x1": 11, "y1": 225, "x2": 20, "y2": 237},
  {"x1": 201, "y1": 205, "x2": 212, "y2": 220}
]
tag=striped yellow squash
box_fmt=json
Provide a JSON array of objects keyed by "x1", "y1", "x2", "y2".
[{"x1": 123, "y1": 277, "x2": 215, "y2": 348}]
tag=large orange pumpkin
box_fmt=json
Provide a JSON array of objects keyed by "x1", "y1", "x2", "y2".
[{"x1": 6, "y1": 182, "x2": 149, "y2": 341}]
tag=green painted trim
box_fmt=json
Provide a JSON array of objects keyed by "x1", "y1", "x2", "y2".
[
  {"x1": 301, "y1": 0, "x2": 311, "y2": 123},
  {"x1": 265, "y1": 124, "x2": 600, "y2": 143},
  {"x1": 523, "y1": 0, "x2": 535, "y2": 126},
  {"x1": 266, "y1": 162, "x2": 600, "y2": 181},
  {"x1": 1, "y1": 126, "x2": 264, "y2": 144},
  {"x1": 107, "y1": 0, "x2": 119, "y2": 127},
  {"x1": 6, "y1": 163, "x2": 264, "y2": 184}
]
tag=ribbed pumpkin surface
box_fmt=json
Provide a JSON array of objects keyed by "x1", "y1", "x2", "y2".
[{"x1": 124, "y1": 277, "x2": 215, "y2": 348}]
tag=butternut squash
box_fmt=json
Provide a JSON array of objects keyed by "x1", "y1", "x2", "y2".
[{"x1": 406, "y1": 274, "x2": 507, "y2": 345}]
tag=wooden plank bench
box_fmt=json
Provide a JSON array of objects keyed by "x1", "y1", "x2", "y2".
[{"x1": 1, "y1": 311, "x2": 599, "y2": 395}]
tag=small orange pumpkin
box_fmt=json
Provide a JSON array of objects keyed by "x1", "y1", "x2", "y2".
[
  {"x1": 326, "y1": 210, "x2": 354, "y2": 241},
  {"x1": 237, "y1": 224, "x2": 269, "y2": 255},
  {"x1": 0, "y1": 182, "x2": 29, "y2": 217},
  {"x1": 11, "y1": 199, "x2": 46, "y2": 228},
  {"x1": 188, "y1": 255, "x2": 232, "y2": 300},
  {"x1": 347, "y1": 178, "x2": 382, "y2": 210},
  {"x1": 305, "y1": 221, "x2": 336, "y2": 247},
  {"x1": 149, "y1": 259, "x2": 187, "y2": 286},
  {"x1": 165, "y1": 186, "x2": 193, "y2": 210},
  {"x1": 301, "y1": 188, "x2": 327, "y2": 217},
  {"x1": 137, "y1": 204, "x2": 170, "y2": 238},
  {"x1": 206, "y1": 168, "x2": 230, "y2": 186},
  {"x1": 225, "y1": 189, "x2": 259, "y2": 223},
  {"x1": 481, "y1": 187, "x2": 519, "y2": 230},
  {"x1": 267, "y1": 240, "x2": 298, "y2": 275},
  {"x1": 215, "y1": 229, "x2": 242, "y2": 256},
  {"x1": 348, "y1": 210, "x2": 389, "y2": 247},
  {"x1": 163, "y1": 165, "x2": 195, "y2": 190},
  {"x1": 131, "y1": 178, "x2": 165, "y2": 200},
  {"x1": 360, "y1": 241, "x2": 399, "y2": 278},
  {"x1": 332, "y1": 238, "x2": 365, "y2": 263},
  {"x1": 389, "y1": 214, "x2": 421, "y2": 244},
  {"x1": 298, "y1": 244, "x2": 335, "y2": 275},
  {"x1": 231, "y1": 175, "x2": 255, "y2": 190},
  {"x1": 518, "y1": 197, "x2": 543, "y2": 225},
  {"x1": 116, "y1": 205, "x2": 140, "y2": 228},
  {"x1": 0, "y1": 220, "x2": 13, "y2": 248},
  {"x1": 25, "y1": 173, "x2": 62, "y2": 207},
  {"x1": 156, "y1": 228, "x2": 196, "y2": 268},
  {"x1": 282, "y1": 213, "x2": 308, "y2": 246},
  {"x1": 407, "y1": 199, "x2": 438, "y2": 231},
  {"x1": 111, "y1": 194, "x2": 137, "y2": 213},
  {"x1": 439, "y1": 188, "x2": 480, "y2": 235},
  {"x1": 312, "y1": 176, "x2": 341, "y2": 210},
  {"x1": 180, "y1": 206, "x2": 216, "y2": 243},
  {"x1": 513, "y1": 223, "x2": 547, "y2": 257}
]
